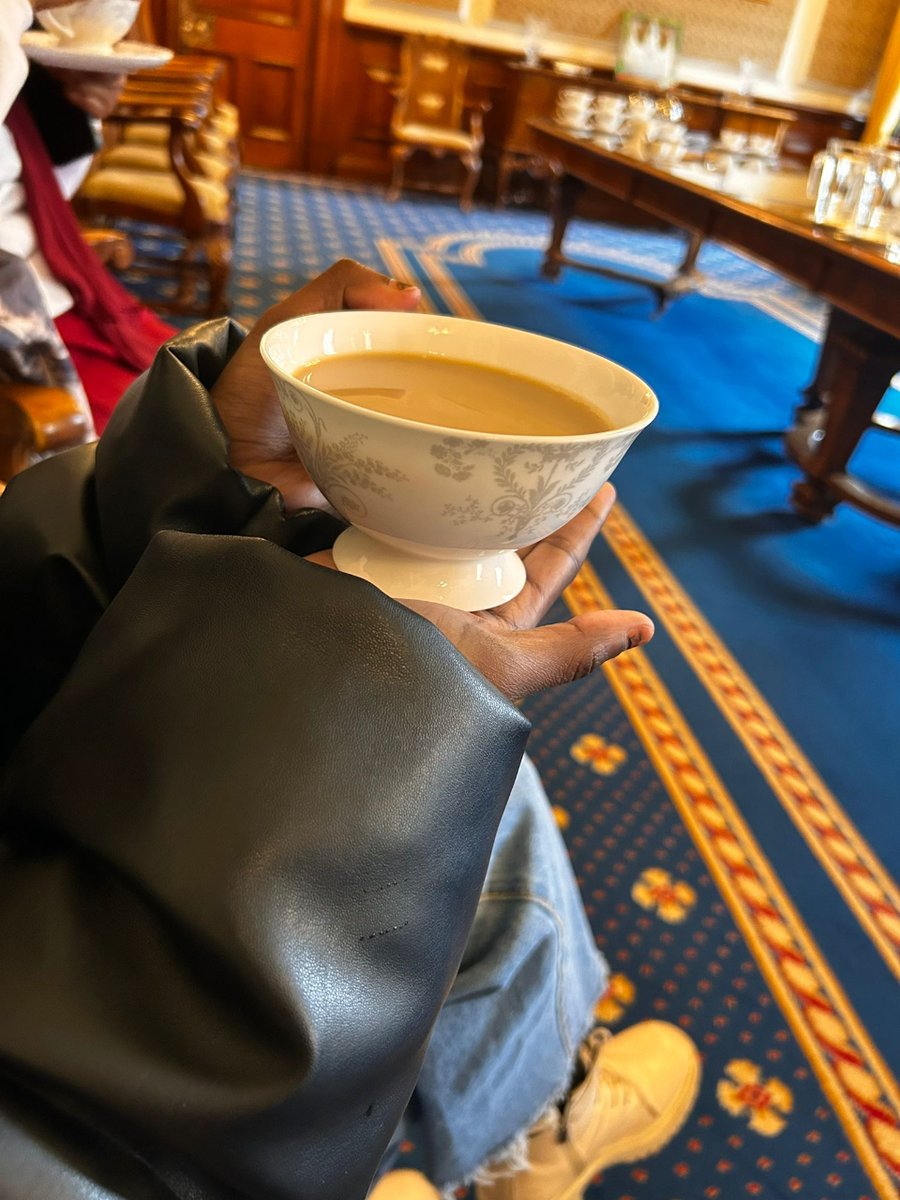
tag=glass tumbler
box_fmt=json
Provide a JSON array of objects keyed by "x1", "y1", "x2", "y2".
[{"x1": 807, "y1": 139, "x2": 878, "y2": 228}]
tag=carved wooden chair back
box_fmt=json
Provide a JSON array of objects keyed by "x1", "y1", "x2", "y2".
[{"x1": 393, "y1": 36, "x2": 471, "y2": 134}]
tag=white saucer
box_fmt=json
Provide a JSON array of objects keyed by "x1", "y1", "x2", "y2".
[
  {"x1": 332, "y1": 526, "x2": 527, "y2": 612},
  {"x1": 21, "y1": 31, "x2": 173, "y2": 73}
]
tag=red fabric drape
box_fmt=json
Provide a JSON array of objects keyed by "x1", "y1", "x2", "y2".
[{"x1": 6, "y1": 97, "x2": 175, "y2": 430}]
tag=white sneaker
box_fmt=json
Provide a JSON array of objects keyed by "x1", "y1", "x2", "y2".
[
  {"x1": 475, "y1": 1021, "x2": 701, "y2": 1200},
  {"x1": 368, "y1": 1169, "x2": 441, "y2": 1199}
]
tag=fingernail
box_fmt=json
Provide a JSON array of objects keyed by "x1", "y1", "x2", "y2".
[
  {"x1": 627, "y1": 628, "x2": 646, "y2": 649},
  {"x1": 389, "y1": 278, "x2": 419, "y2": 292}
]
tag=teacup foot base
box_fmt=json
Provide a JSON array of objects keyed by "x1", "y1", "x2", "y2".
[{"x1": 332, "y1": 527, "x2": 526, "y2": 611}]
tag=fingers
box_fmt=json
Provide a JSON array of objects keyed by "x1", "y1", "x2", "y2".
[
  {"x1": 495, "y1": 484, "x2": 617, "y2": 629},
  {"x1": 304, "y1": 550, "x2": 337, "y2": 569},
  {"x1": 343, "y1": 271, "x2": 422, "y2": 313},
  {"x1": 251, "y1": 260, "x2": 421, "y2": 341},
  {"x1": 239, "y1": 461, "x2": 336, "y2": 515},
  {"x1": 300, "y1": 547, "x2": 652, "y2": 701},
  {"x1": 60, "y1": 73, "x2": 126, "y2": 119},
  {"x1": 315, "y1": 258, "x2": 421, "y2": 311},
  {"x1": 487, "y1": 608, "x2": 654, "y2": 700}
]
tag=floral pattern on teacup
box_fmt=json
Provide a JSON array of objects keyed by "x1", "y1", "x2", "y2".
[
  {"x1": 275, "y1": 381, "x2": 408, "y2": 520},
  {"x1": 275, "y1": 373, "x2": 639, "y2": 547},
  {"x1": 433, "y1": 436, "x2": 633, "y2": 542}
]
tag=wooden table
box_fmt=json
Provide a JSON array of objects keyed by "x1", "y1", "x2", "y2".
[
  {"x1": 496, "y1": 65, "x2": 801, "y2": 210},
  {"x1": 529, "y1": 118, "x2": 900, "y2": 527},
  {"x1": 495, "y1": 64, "x2": 862, "y2": 209}
]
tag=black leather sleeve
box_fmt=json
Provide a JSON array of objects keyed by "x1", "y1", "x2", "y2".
[{"x1": 0, "y1": 323, "x2": 530, "y2": 1199}]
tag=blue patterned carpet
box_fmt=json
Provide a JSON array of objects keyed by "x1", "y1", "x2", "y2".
[{"x1": 128, "y1": 172, "x2": 900, "y2": 1200}]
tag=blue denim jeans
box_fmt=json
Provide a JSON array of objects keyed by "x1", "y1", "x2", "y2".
[{"x1": 402, "y1": 755, "x2": 608, "y2": 1190}]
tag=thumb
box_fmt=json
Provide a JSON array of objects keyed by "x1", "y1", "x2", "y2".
[
  {"x1": 489, "y1": 609, "x2": 654, "y2": 699},
  {"x1": 249, "y1": 259, "x2": 421, "y2": 342},
  {"x1": 343, "y1": 275, "x2": 422, "y2": 312}
]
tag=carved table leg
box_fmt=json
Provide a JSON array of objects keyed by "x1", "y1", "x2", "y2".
[
  {"x1": 540, "y1": 175, "x2": 703, "y2": 309},
  {"x1": 460, "y1": 151, "x2": 482, "y2": 212},
  {"x1": 496, "y1": 151, "x2": 517, "y2": 208},
  {"x1": 388, "y1": 144, "x2": 413, "y2": 202},
  {"x1": 654, "y1": 229, "x2": 706, "y2": 315},
  {"x1": 541, "y1": 170, "x2": 582, "y2": 280},
  {"x1": 797, "y1": 316, "x2": 843, "y2": 414},
  {"x1": 785, "y1": 307, "x2": 900, "y2": 524},
  {"x1": 206, "y1": 233, "x2": 233, "y2": 317},
  {"x1": 545, "y1": 161, "x2": 563, "y2": 213}
]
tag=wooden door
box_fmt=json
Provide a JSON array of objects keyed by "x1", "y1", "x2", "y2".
[{"x1": 154, "y1": 0, "x2": 318, "y2": 169}]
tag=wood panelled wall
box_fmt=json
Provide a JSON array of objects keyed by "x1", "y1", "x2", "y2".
[
  {"x1": 151, "y1": 1, "x2": 861, "y2": 185},
  {"x1": 151, "y1": 1, "x2": 507, "y2": 176},
  {"x1": 148, "y1": 0, "x2": 382, "y2": 172}
]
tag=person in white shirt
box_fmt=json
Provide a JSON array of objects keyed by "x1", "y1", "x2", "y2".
[{"x1": 1, "y1": 0, "x2": 171, "y2": 433}]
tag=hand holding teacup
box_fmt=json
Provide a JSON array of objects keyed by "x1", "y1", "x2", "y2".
[
  {"x1": 49, "y1": 67, "x2": 125, "y2": 116},
  {"x1": 262, "y1": 307, "x2": 656, "y2": 612},
  {"x1": 213, "y1": 259, "x2": 423, "y2": 514},
  {"x1": 307, "y1": 482, "x2": 654, "y2": 703},
  {"x1": 211, "y1": 260, "x2": 655, "y2": 700}
]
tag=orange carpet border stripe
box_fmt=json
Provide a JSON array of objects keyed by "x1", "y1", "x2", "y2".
[
  {"x1": 565, "y1": 565, "x2": 900, "y2": 1199},
  {"x1": 375, "y1": 239, "x2": 437, "y2": 313},
  {"x1": 601, "y1": 503, "x2": 900, "y2": 985},
  {"x1": 415, "y1": 252, "x2": 482, "y2": 320}
]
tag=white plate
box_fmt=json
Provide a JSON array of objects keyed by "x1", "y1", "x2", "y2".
[
  {"x1": 553, "y1": 60, "x2": 591, "y2": 77},
  {"x1": 554, "y1": 115, "x2": 592, "y2": 134},
  {"x1": 21, "y1": 31, "x2": 173, "y2": 73}
]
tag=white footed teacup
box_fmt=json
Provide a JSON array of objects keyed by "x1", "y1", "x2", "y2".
[
  {"x1": 37, "y1": 0, "x2": 140, "y2": 51},
  {"x1": 720, "y1": 129, "x2": 747, "y2": 153},
  {"x1": 558, "y1": 87, "x2": 594, "y2": 107},
  {"x1": 594, "y1": 93, "x2": 627, "y2": 116},
  {"x1": 262, "y1": 312, "x2": 657, "y2": 610}
]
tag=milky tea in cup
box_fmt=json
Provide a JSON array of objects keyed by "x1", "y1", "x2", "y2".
[
  {"x1": 296, "y1": 353, "x2": 615, "y2": 437},
  {"x1": 37, "y1": 0, "x2": 140, "y2": 50}
]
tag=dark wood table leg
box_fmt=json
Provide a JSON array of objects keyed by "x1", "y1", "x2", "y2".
[
  {"x1": 785, "y1": 307, "x2": 900, "y2": 525},
  {"x1": 656, "y1": 229, "x2": 705, "y2": 313},
  {"x1": 797, "y1": 313, "x2": 843, "y2": 413},
  {"x1": 540, "y1": 172, "x2": 704, "y2": 310},
  {"x1": 495, "y1": 151, "x2": 517, "y2": 209},
  {"x1": 541, "y1": 170, "x2": 582, "y2": 280}
]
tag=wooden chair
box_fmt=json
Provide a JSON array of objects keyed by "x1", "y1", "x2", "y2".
[
  {"x1": 0, "y1": 229, "x2": 137, "y2": 484},
  {"x1": 124, "y1": 3, "x2": 240, "y2": 152},
  {"x1": 388, "y1": 36, "x2": 489, "y2": 211},
  {"x1": 97, "y1": 76, "x2": 239, "y2": 188},
  {"x1": 0, "y1": 383, "x2": 93, "y2": 485},
  {"x1": 75, "y1": 88, "x2": 234, "y2": 317}
]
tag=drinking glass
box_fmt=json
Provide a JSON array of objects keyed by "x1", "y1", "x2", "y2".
[
  {"x1": 849, "y1": 147, "x2": 900, "y2": 245},
  {"x1": 807, "y1": 139, "x2": 877, "y2": 228},
  {"x1": 738, "y1": 57, "x2": 758, "y2": 97},
  {"x1": 523, "y1": 17, "x2": 549, "y2": 67}
]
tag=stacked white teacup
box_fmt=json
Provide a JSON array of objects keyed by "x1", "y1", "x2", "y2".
[
  {"x1": 554, "y1": 87, "x2": 594, "y2": 132},
  {"x1": 648, "y1": 119, "x2": 687, "y2": 165},
  {"x1": 592, "y1": 92, "x2": 627, "y2": 138}
]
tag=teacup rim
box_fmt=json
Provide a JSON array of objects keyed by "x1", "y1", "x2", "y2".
[{"x1": 260, "y1": 311, "x2": 659, "y2": 445}]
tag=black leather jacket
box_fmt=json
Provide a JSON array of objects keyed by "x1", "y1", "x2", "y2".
[{"x1": 0, "y1": 322, "x2": 529, "y2": 1199}]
